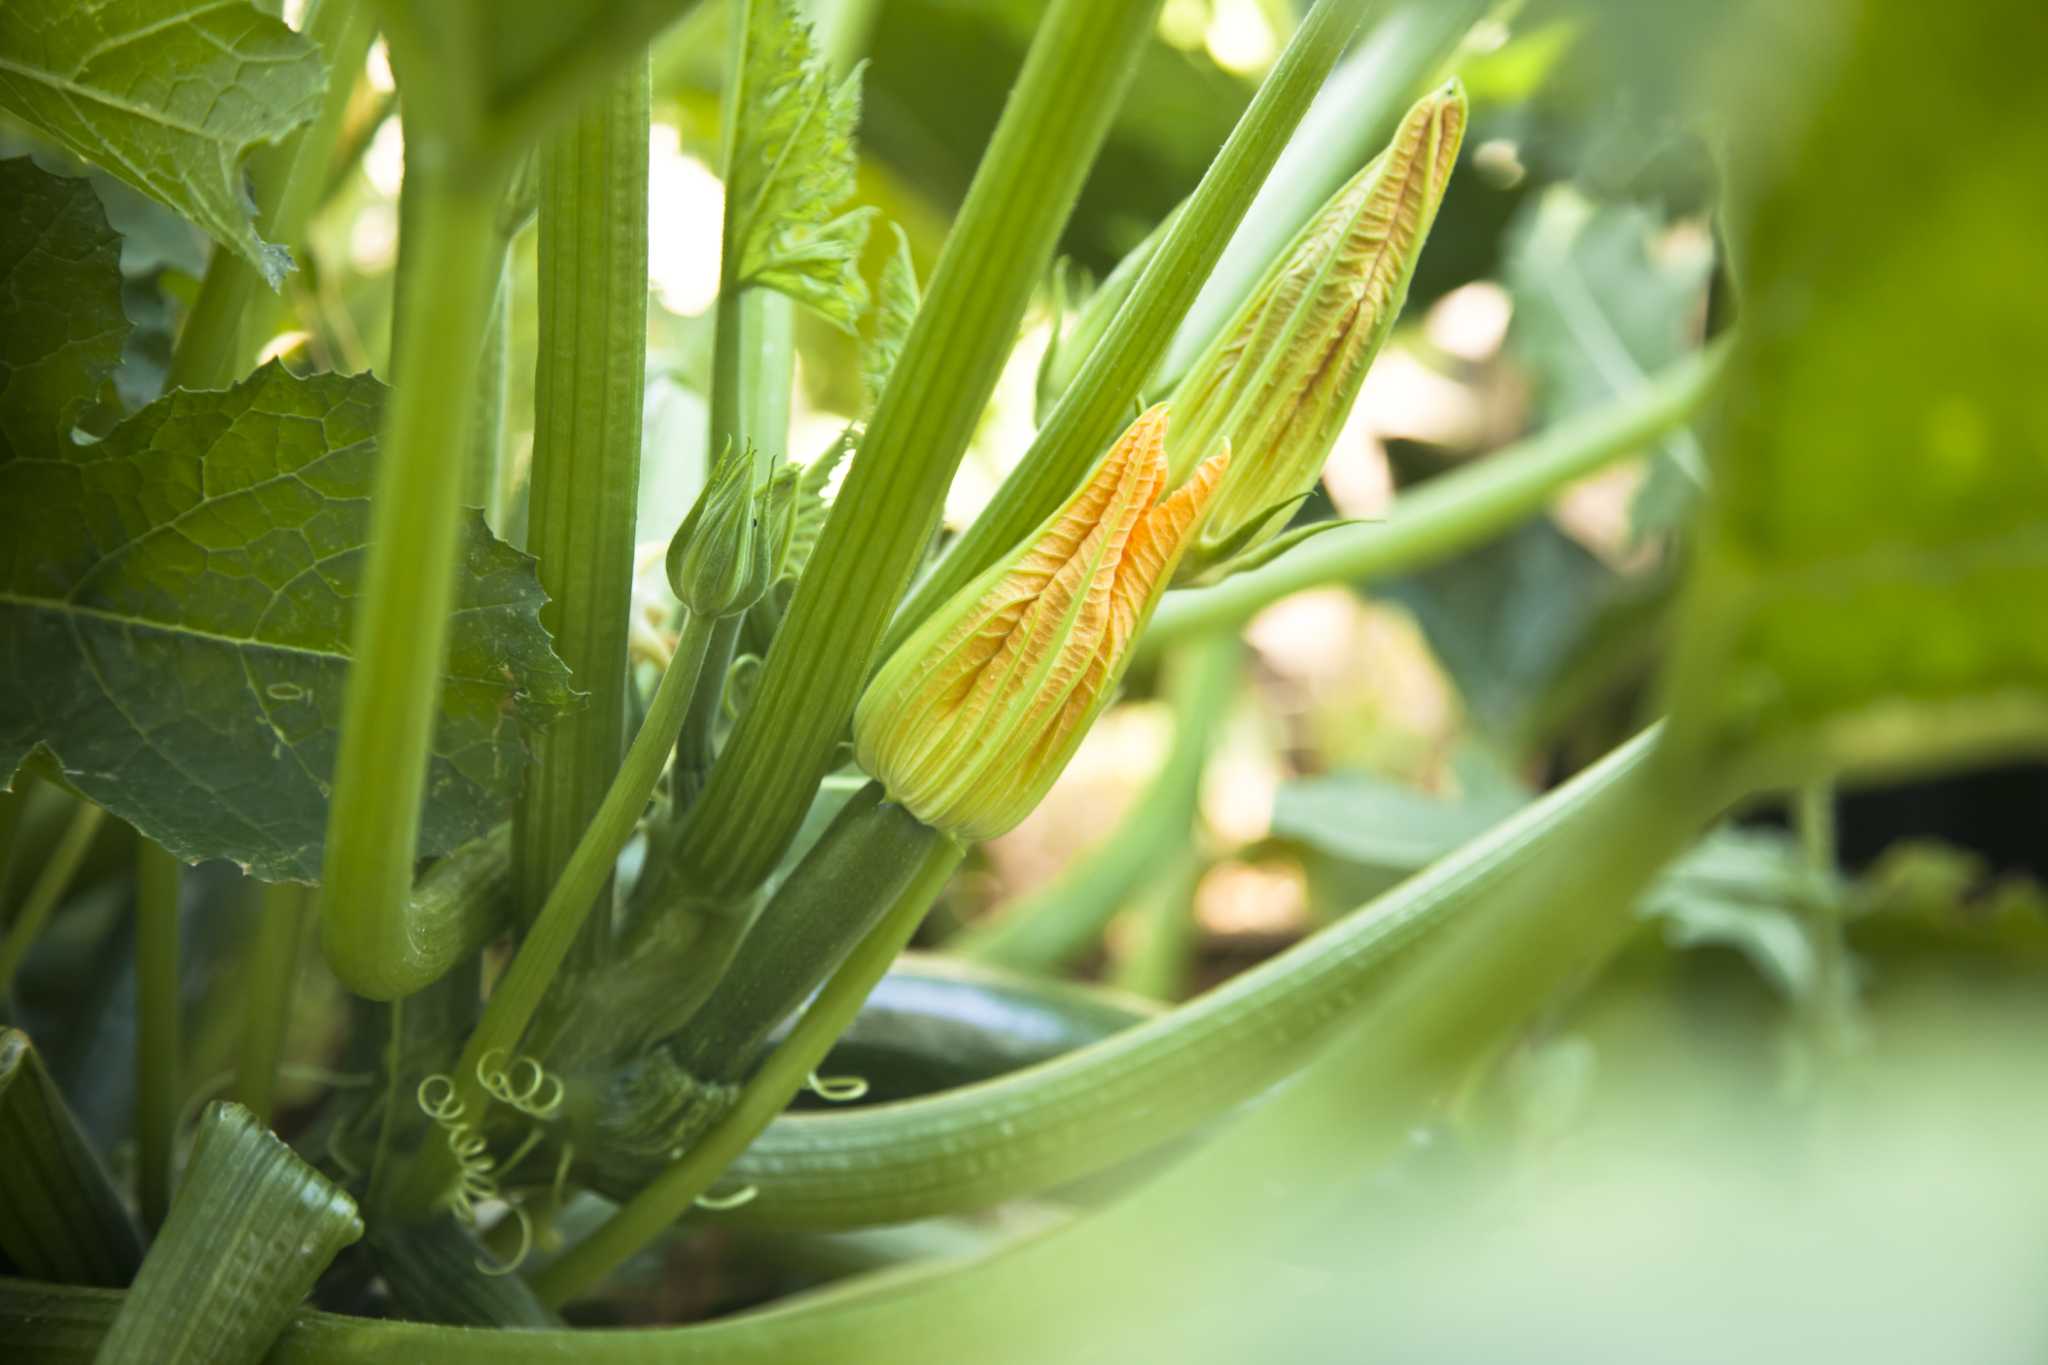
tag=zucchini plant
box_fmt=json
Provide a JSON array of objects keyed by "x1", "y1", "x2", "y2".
[{"x1": 3, "y1": 0, "x2": 2047, "y2": 1359}]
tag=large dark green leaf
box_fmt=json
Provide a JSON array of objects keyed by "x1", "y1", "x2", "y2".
[
  {"x1": 0, "y1": 158, "x2": 129, "y2": 458},
  {"x1": 0, "y1": 364, "x2": 579, "y2": 880},
  {"x1": 0, "y1": 0, "x2": 325, "y2": 284},
  {"x1": 1663, "y1": 3, "x2": 2048, "y2": 786}
]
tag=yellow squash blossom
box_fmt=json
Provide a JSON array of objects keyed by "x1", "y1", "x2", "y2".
[
  {"x1": 856, "y1": 406, "x2": 1226, "y2": 839},
  {"x1": 1169, "y1": 80, "x2": 1467, "y2": 574}
]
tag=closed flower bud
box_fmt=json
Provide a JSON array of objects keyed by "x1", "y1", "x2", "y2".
[
  {"x1": 1167, "y1": 80, "x2": 1466, "y2": 574},
  {"x1": 856, "y1": 406, "x2": 1226, "y2": 840},
  {"x1": 666, "y1": 439, "x2": 779, "y2": 618}
]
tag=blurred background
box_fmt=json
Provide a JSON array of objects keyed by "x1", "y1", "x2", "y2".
[{"x1": 6, "y1": 0, "x2": 2047, "y2": 1354}]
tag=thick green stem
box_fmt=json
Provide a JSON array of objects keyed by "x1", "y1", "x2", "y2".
[
  {"x1": 884, "y1": 0, "x2": 1362, "y2": 654},
  {"x1": 530, "y1": 827, "x2": 963, "y2": 1305},
  {"x1": 237, "y1": 883, "x2": 310, "y2": 1127},
  {"x1": 667, "y1": 787, "x2": 939, "y2": 1080},
  {"x1": 514, "y1": 65, "x2": 653, "y2": 958},
  {"x1": 0, "y1": 799, "x2": 104, "y2": 996},
  {"x1": 950, "y1": 632, "x2": 1240, "y2": 970},
  {"x1": 319, "y1": 161, "x2": 512, "y2": 1002},
  {"x1": 95, "y1": 1103, "x2": 360, "y2": 1365},
  {"x1": 392, "y1": 612, "x2": 716, "y2": 1215},
  {"x1": 466, "y1": 261, "x2": 513, "y2": 517},
  {"x1": 663, "y1": 0, "x2": 1164, "y2": 902},
  {"x1": 133, "y1": 837, "x2": 181, "y2": 1231},
  {"x1": 1142, "y1": 341, "x2": 1729, "y2": 654},
  {"x1": 165, "y1": 0, "x2": 377, "y2": 392}
]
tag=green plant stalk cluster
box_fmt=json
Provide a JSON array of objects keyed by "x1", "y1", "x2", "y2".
[
  {"x1": 514, "y1": 64, "x2": 652, "y2": 958},
  {"x1": 659, "y1": 0, "x2": 1165, "y2": 901},
  {"x1": 0, "y1": 729, "x2": 1711, "y2": 1360},
  {"x1": 391, "y1": 612, "x2": 719, "y2": 1215},
  {"x1": 950, "y1": 631, "x2": 1241, "y2": 969},
  {"x1": 882, "y1": 0, "x2": 1364, "y2": 657},
  {"x1": 530, "y1": 825, "x2": 964, "y2": 1304}
]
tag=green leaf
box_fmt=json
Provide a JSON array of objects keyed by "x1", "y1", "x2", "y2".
[
  {"x1": 0, "y1": 363, "x2": 579, "y2": 881},
  {"x1": 727, "y1": 0, "x2": 876, "y2": 332},
  {"x1": 862, "y1": 221, "x2": 919, "y2": 410},
  {"x1": 1503, "y1": 184, "x2": 1713, "y2": 538},
  {"x1": 0, "y1": 0, "x2": 326, "y2": 285},
  {"x1": 1664, "y1": 5, "x2": 2048, "y2": 787},
  {"x1": 0, "y1": 158, "x2": 130, "y2": 458},
  {"x1": 1382, "y1": 518, "x2": 1618, "y2": 745},
  {"x1": 1639, "y1": 826, "x2": 1824, "y2": 1001}
]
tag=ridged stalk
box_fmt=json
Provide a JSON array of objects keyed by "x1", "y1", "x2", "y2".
[
  {"x1": 513, "y1": 65, "x2": 653, "y2": 956},
  {"x1": 93, "y1": 1103, "x2": 360, "y2": 1365},
  {"x1": 661, "y1": 0, "x2": 1165, "y2": 901}
]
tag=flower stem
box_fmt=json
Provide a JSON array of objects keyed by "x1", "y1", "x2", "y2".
[{"x1": 663, "y1": 0, "x2": 1165, "y2": 902}]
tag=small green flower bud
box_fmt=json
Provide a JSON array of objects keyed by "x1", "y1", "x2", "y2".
[
  {"x1": 666, "y1": 439, "x2": 776, "y2": 618},
  {"x1": 1168, "y1": 80, "x2": 1467, "y2": 576},
  {"x1": 855, "y1": 406, "x2": 1228, "y2": 840}
]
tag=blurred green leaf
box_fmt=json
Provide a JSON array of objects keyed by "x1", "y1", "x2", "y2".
[
  {"x1": 728, "y1": 0, "x2": 876, "y2": 332},
  {"x1": 0, "y1": 0, "x2": 324, "y2": 285},
  {"x1": 0, "y1": 158, "x2": 128, "y2": 458},
  {"x1": 1382, "y1": 517, "x2": 1617, "y2": 746},
  {"x1": 1664, "y1": 3, "x2": 2048, "y2": 787},
  {"x1": 1639, "y1": 826, "x2": 1819, "y2": 1000},
  {"x1": 1503, "y1": 183, "x2": 1712, "y2": 537},
  {"x1": 0, "y1": 364, "x2": 579, "y2": 881}
]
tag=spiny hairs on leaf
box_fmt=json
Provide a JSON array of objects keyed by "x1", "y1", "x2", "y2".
[{"x1": 728, "y1": 0, "x2": 877, "y2": 333}]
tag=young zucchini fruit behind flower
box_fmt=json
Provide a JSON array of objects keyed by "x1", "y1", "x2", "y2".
[
  {"x1": 856, "y1": 406, "x2": 1228, "y2": 841},
  {"x1": 1167, "y1": 79, "x2": 1467, "y2": 578}
]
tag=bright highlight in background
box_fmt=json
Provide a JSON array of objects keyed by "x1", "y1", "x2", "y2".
[{"x1": 648, "y1": 123, "x2": 724, "y2": 317}]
